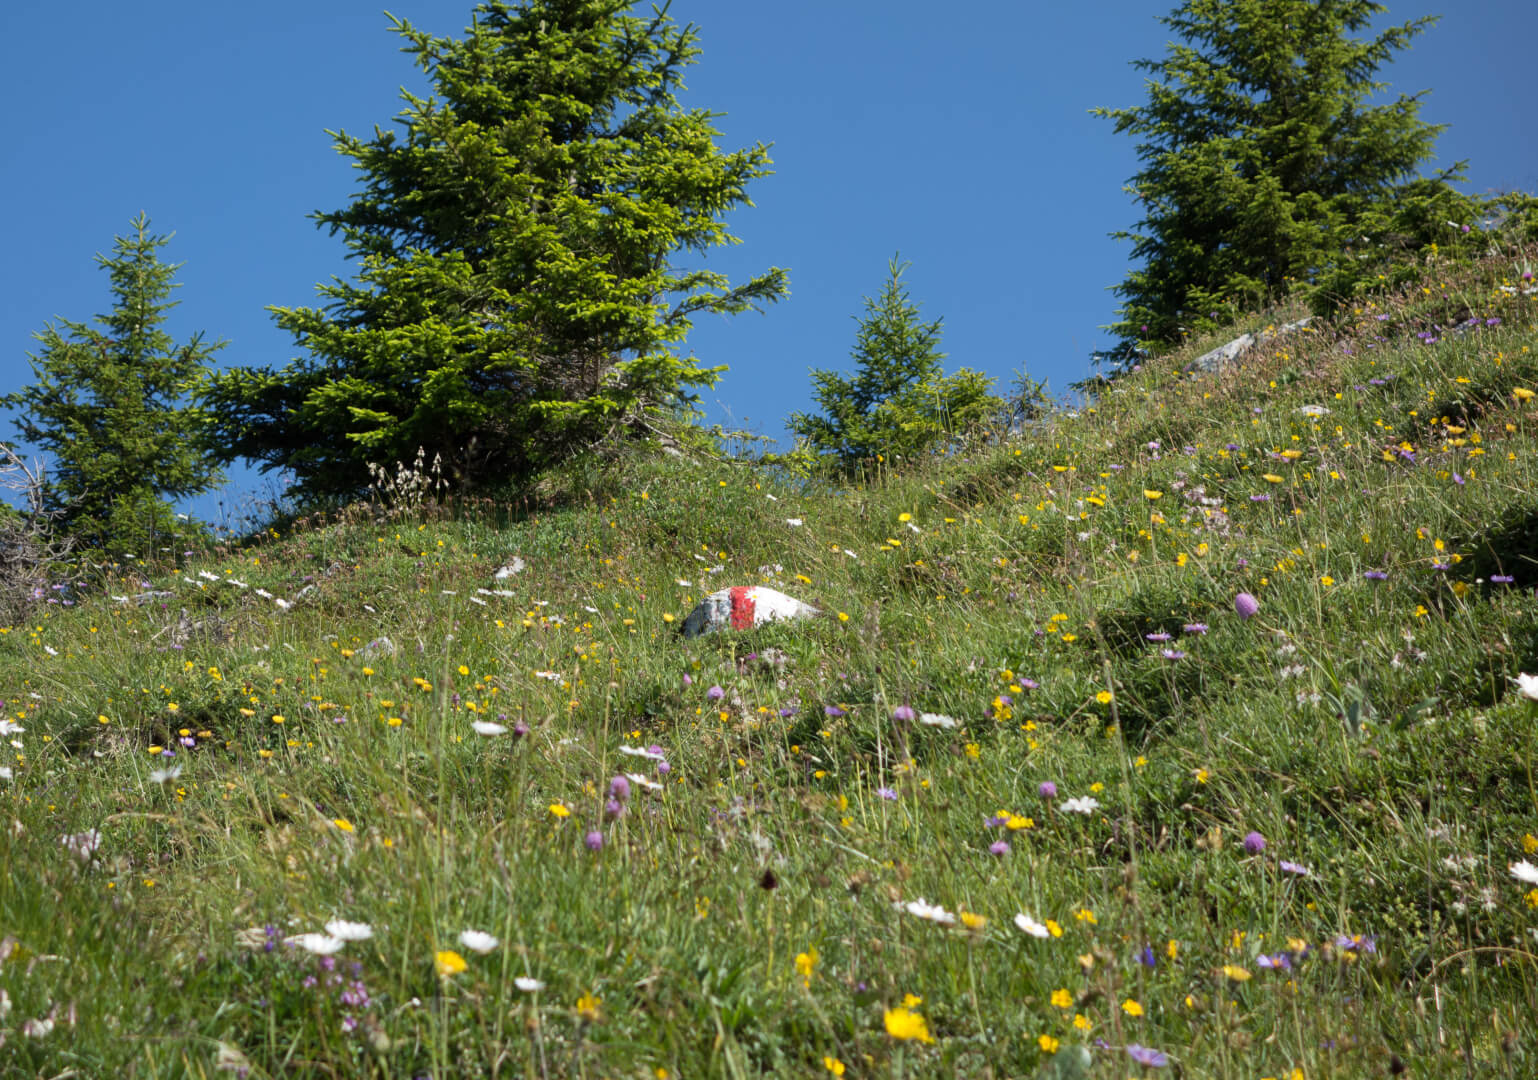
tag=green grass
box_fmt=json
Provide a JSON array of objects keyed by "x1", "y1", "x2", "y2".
[{"x1": 3, "y1": 250, "x2": 1538, "y2": 1079}]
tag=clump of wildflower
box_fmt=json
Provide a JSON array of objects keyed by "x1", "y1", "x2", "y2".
[{"x1": 883, "y1": 1005, "x2": 934, "y2": 1043}]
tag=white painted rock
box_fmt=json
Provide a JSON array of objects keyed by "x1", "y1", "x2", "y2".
[{"x1": 678, "y1": 586, "x2": 820, "y2": 638}]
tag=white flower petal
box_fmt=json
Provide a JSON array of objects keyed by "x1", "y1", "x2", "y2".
[
  {"x1": 292, "y1": 933, "x2": 347, "y2": 955},
  {"x1": 918, "y1": 712, "x2": 958, "y2": 729},
  {"x1": 1512, "y1": 860, "x2": 1538, "y2": 885},
  {"x1": 324, "y1": 920, "x2": 373, "y2": 942},
  {"x1": 1014, "y1": 914, "x2": 1049, "y2": 938},
  {"x1": 471, "y1": 721, "x2": 508, "y2": 736},
  {"x1": 1515, "y1": 673, "x2": 1538, "y2": 702},
  {"x1": 459, "y1": 929, "x2": 499, "y2": 954},
  {"x1": 514, "y1": 976, "x2": 546, "y2": 992}
]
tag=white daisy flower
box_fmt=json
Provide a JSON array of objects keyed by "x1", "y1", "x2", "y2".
[
  {"x1": 1014, "y1": 914, "x2": 1050, "y2": 938},
  {"x1": 514, "y1": 976, "x2": 545, "y2": 992},
  {"x1": 291, "y1": 933, "x2": 347, "y2": 955},
  {"x1": 918, "y1": 712, "x2": 958, "y2": 729},
  {"x1": 324, "y1": 920, "x2": 373, "y2": 941},
  {"x1": 471, "y1": 721, "x2": 508, "y2": 736},
  {"x1": 1512, "y1": 860, "x2": 1538, "y2": 885},
  {"x1": 899, "y1": 898, "x2": 956, "y2": 926},
  {"x1": 459, "y1": 929, "x2": 499, "y2": 954},
  {"x1": 149, "y1": 763, "x2": 183, "y2": 785},
  {"x1": 1061, "y1": 796, "x2": 1101, "y2": 815}
]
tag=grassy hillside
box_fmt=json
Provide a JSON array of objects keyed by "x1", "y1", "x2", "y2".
[{"x1": 3, "y1": 251, "x2": 1538, "y2": 1078}]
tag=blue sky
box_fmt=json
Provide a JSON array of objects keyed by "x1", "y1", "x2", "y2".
[{"x1": 4, "y1": 1, "x2": 1534, "y2": 518}]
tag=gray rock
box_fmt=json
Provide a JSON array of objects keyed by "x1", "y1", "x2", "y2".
[{"x1": 1186, "y1": 317, "x2": 1313, "y2": 375}]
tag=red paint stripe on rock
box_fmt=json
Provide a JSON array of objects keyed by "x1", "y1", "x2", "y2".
[{"x1": 728, "y1": 586, "x2": 756, "y2": 630}]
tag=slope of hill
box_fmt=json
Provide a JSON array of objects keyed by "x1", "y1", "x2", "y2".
[{"x1": 2, "y1": 250, "x2": 1537, "y2": 1077}]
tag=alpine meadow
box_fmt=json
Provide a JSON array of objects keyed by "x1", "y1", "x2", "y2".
[{"x1": 4, "y1": 1, "x2": 1538, "y2": 1078}]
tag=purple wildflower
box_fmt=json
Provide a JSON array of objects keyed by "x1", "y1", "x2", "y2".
[
  {"x1": 1137, "y1": 945, "x2": 1157, "y2": 968},
  {"x1": 892, "y1": 704, "x2": 916, "y2": 722},
  {"x1": 1183, "y1": 623, "x2": 1208, "y2": 634},
  {"x1": 1363, "y1": 570, "x2": 1387, "y2": 581},
  {"x1": 609, "y1": 775, "x2": 631, "y2": 803},
  {"x1": 1242, "y1": 831, "x2": 1266, "y2": 855},
  {"x1": 1234, "y1": 592, "x2": 1260, "y2": 619},
  {"x1": 1126, "y1": 1044, "x2": 1169, "y2": 1068},
  {"x1": 989, "y1": 840, "x2": 1010, "y2": 856},
  {"x1": 1279, "y1": 860, "x2": 1310, "y2": 876},
  {"x1": 1334, "y1": 934, "x2": 1376, "y2": 954},
  {"x1": 706, "y1": 685, "x2": 724, "y2": 701},
  {"x1": 1161, "y1": 649, "x2": 1186, "y2": 660},
  {"x1": 584, "y1": 830, "x2": 604, "y2": 852},
  {"x1": 1145, "y1": 632, "x2": 1172, "y2": 643},
  {"x1": 824, "y1": 705, "x2": 846, "y2": 718},
  {"x1": 1257, "y1": 953, "x2": 1292, "y2": 971},
  {"x1": 1038, "y1": 781, "x2": 1058, "y2": 800},
  {"x1": 877, "y1": 787, "x2": 898, "y2": 801},
  {"x1": 1491, "y1": 574, "x2": 1514, "y2": 584}
]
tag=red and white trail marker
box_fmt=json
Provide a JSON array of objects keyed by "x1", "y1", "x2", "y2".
[{"x1": 679, "y1": 586, "x2": 820, "y2": 638}]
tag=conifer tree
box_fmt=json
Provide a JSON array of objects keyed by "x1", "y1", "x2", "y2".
[
  {"x1": 788, "y1": 256, "x2": 998, "y2": 475},
  {"x1": 203, "y1": 0, "x2": 787, "y2": 500},
  {"x1": 4, "y1": 214, "x2": 223, "y2": 557},
  {"x1": 1096, "y1": 0, "x2": 1467, "y2": 348}
]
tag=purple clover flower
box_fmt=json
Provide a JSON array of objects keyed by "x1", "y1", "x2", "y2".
[
  {"x1": 989, "y1": 840, "x2": 1010, "y2": 856},
  {"x1": 892, "y1": 704, "x2": 916, "y2": 722},
  {"x1": 706, "y1": 685, "x2": 725, "y2": 701},
  {"x1": 1234, "y1": 592, "x2": 1260, "y2": 619},
  {"x1": 1242, "y1": 831, "x2": 1266, "y2": 855},
  {"x1": 1038, "y1": 781, "x2": 1058, "y2": 800}
]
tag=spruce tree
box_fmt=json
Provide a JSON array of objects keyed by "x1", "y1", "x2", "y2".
[
  {"x1": 4, "y1": 214, "x2": 223, "y2": 557},
  {"x1": 1096, "y1": 0, "x2": 1467, "y2": 348},
  {"x1": 203, "y1": 0, "x2": 787, "y2": 500},
  {"x1": 788, "y1": 256, "x2": 998, "y2": 475}
]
